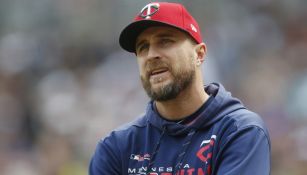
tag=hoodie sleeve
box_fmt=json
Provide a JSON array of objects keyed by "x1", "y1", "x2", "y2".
[
  {"x1": 89, "y1": 133, "x2": 122, "y2": 175},
  {"x1": 215, "y1": 126, "x2": 271, "y2": 175}
]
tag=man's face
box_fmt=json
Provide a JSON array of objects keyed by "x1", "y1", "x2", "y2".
[{"x1": 135, "y1": 26, "x2": 197, "y2": 101}]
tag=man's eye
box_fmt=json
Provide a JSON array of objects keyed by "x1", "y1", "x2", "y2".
[
  {"x1": 137, "y1": 43, "x2": 149, "y2": 53},
  {"x1": 160, "y1": 39, "x2": 173, "y2": 45}
]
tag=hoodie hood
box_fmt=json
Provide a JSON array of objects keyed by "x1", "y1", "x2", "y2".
[{"x1": 145, "y1": 83, "x2": 245, "y2": 136}]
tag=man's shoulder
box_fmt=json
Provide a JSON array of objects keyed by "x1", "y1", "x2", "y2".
[
  {"x1": 223, "y1": 108, "x2": 268, "y2": 133},
  {"x1": 114, "y1": 113, "x2": 148, "y2": 132},
  {"x1": 216, "y1": 108, "x2": 270, "y2": 147},
  {"x1": 102, "y1": 113, "x2": 148, "y2": 142}
]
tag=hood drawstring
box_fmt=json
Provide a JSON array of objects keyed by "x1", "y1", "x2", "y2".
[
  {"x1": 146, "y1": 125, "x2": 166, "y2": 174},
  {"x1": 173, "y1": 129, "x2": 196, "y2": 174},
  {"x1": 146, "y1": 127, "x2": 196, "y2": 175}
]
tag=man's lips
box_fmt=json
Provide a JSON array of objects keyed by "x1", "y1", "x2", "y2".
[
  {"x1": 150, "y1": 68, "x2": 169, "y2": 76},
  {"x1": 146, "y1": 67, "x2": 170, "y2": 84}
]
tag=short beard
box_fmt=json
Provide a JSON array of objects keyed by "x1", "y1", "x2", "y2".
[{"x1": 141, "y1": 67, "x2": 195, "y2": 101}]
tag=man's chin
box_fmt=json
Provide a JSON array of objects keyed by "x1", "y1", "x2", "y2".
[
  {"x1": 150, "y1": 80, "x2": 171, "y2": 91},
  {"x1": 148, "y1": 82, "x2": 178, "y2": 101}
]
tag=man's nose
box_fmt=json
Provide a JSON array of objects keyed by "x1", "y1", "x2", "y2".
[{"x1": 147, "y1": 45, "x2": 160, "y2": 60}]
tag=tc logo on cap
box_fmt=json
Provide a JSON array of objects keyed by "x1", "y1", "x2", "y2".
[{"x1": 139, "y1": 3, "x2": 160, "y2": 19}]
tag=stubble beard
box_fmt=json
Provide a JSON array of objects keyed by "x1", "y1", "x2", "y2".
[{"x1": 141, "y1": 63, "x2": 195, "y2": 102}]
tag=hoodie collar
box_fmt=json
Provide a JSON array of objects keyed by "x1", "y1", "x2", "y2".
[{"x1": 146, "y1": 83, "x2": 245, "y2": 136}]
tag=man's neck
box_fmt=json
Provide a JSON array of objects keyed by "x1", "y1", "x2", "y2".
[{"x1": 155, "y1": 84, "x2": 209, "y2": 121}]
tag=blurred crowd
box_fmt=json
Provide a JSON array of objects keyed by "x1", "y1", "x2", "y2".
[{"x1": 0, "y1": 0, "x2": 306, "y2": 175}]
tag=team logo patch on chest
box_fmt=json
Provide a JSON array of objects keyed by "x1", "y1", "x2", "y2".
[
  {"x1": 130, "y1": 153, "x2": 150, "y2": 161},
  {"x1": 196, "y1": 135, "x2": 216, "y2": 175}
]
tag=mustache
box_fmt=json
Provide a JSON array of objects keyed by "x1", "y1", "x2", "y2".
[{"x1": 145, "y1": 60, "x2": 170, "y2": 77}]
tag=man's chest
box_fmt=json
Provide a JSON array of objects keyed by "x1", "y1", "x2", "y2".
[{"x1": 125, "y1": 133, "x2": 218, "y2": 175}]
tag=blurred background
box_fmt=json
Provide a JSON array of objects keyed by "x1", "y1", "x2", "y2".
[{"x1": 0, "y1": 0, "x2": 306, "y2": 174}]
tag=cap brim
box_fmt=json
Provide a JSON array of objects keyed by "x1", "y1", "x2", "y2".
[{"x1": 119, "y1": 20, "x2": 184, "y2": 53}]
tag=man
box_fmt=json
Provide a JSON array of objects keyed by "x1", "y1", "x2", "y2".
[{"x1": 89, "y1": 2, "x2": 270, "y2": 175}]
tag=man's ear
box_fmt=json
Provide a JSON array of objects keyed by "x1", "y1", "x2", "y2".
[{"x1": 195, "y1": 43, "x2": 207, "y2": 65}]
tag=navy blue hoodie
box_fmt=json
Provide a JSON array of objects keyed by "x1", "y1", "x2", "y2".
[{"x1": 89, "y1": 83, "x2": 271, "y2": 175}]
